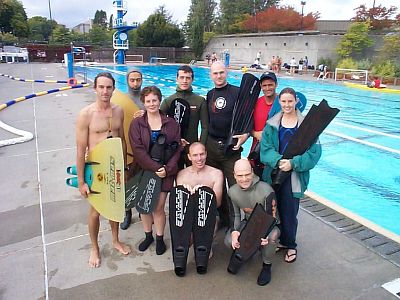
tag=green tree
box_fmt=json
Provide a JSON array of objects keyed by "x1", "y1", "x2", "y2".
[
  {"x1": 28, "y1": 16, "x2": 56, "y2": 41},
  {"x1": 50, "y1": 24, "x2": 70, "y2": 44},
  {"x1": 93, "y1": 10, "x2": 107, "y2": 28},
  {"x1": 336, "y1": 21, "x2": 374, "y2": 58},
  {"x1": 186, "y1": 0, "x2": 217, "y2": 58},
  {"x1": 88, "y1": 24, "x2": 111, "y2": 46},
  {"x1": 135, "y1": 6, "x2": 184, "y2": 47},
  {"x1": 378, "y1": 34, "x2": 400, "y2": 64},
  {"x1": 109, "y1": 14, "x2": 114, "y2": 30},
  {"x1": 0, "y1": 32, "x2": 18, "y2": 44},
  {"x1": 218, "y1": 0, "x2": 280, "y2": 33},
  {"x1": 0, "y1": 0, "x2": 29, "y2": 37}
]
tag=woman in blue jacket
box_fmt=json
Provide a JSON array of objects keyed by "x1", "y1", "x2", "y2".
[{"x1": 260, "y1": 87, "x2": 321, "y2": 263}]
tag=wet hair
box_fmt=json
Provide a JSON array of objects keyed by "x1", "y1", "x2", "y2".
[
  {"x1": 177, "y1": 65, "x2": 194, "y2": 80},
  {"x1": 279, "y1": 87, "x2": 296, "y2": 99},
  {"x1": 94, "y1": 72, "x2": 115, "y2": 88},
  {"x1": 127, "y1": 69, "x2": 142, "y2": 79},
  {"x1": 140, "y1": 86, "x2": 162, "y2": 103}
]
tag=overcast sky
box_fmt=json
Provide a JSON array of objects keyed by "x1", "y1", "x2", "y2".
[{"x1": 22, "y1": 0, "x2": 398, "y2": 28}]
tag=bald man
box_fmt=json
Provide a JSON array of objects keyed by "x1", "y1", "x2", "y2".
[
  {"x1": 225, "y1": 159, "x2": 280, "y2": 286},
  {"x1": 206, "y1": 61, "x2": 250, "y2": 227},
  {"x1": 176, "y1": 142, "x2": 223, "y2": 206}
]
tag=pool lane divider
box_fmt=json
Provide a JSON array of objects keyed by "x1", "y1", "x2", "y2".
[
  {"x1": 0, "y1": 83, "x2": 90, "y2": 147},
  {"x1": 0, "y1": 84, "x2": 89, "y2": 111},
  {"x1": 0, "y1": 73, "x2": 86, "y2": 84}
]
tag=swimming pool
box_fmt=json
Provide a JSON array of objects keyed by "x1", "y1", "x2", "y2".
[{"x1": 76, "y1": 64, "x2": 400, "y2": 236}]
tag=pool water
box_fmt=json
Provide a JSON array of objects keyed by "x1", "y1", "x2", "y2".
[{"x1": 76, "y1": 65, "x2": 400, "y2": 236}]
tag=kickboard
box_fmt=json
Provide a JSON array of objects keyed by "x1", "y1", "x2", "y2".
[
  {"x1": 111, "y1": 89, "x2": 141, "y2": 165},
  {"x1": 169, "y1": 185, "x2": 195, "y2": 277},
  {"x1": 134, "y1": 170, "x2": 162, "y2": 214},
  {"x1": 227, "y1": 203, "x2": 277, "y2": 274},
  {"x1": 271, "y1": 99, "x2": 340, "y2": 188},
  {"x1": 225, "y1": 73, "x2": 261, "y2": 153},
  {"x1": 166, "y1": 98, "x2": 190, "y2": 138},
  {"x1": 66, "y1": 138, "x2": 125, "y2": 222},
  {"x1": 192, "y1": 186, "x2": 217, "y2": 274}
]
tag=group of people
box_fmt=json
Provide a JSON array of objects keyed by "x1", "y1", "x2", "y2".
[{"x1": 75, "y1": 62, "x2": 321, "y2": 286}]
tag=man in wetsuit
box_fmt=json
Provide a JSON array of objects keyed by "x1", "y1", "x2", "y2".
[
  {"x1": 120, "y1": 69, "x2": 145, "y2": 230},
  {"x1": 76, "y1": 72, "x2": 131, "y2": 267},
  {"x1": 226, "y1": 159, "x2": 280, "y2": 286},
  {"x1": 206, "y1": 61, "x2": 250, "y2": 226},
  {"x1": 161, "y1": 65, "x2": 208, "y2": 168}
]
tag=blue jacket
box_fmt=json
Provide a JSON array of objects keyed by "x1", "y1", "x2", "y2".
[{"x1": 260, "y1": 110, "x2": 322, "y2": 198}]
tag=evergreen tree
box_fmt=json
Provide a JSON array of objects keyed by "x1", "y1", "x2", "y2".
[
  {"x1": 186, "y1": 0, "x2": 217, "y2": 58},
  {"x1": 93, "y1": 10, "x2": 108, "y2": 28}
]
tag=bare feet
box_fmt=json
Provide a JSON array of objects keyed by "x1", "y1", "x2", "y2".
[
  {"x1": 89, "y1": 247, "x2": 101, "y2": 268},
  {"x1": 113, "y1": 241, "x2": 131, "y2": 255}
]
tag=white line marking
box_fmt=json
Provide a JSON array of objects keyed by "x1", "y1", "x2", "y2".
[
  {"x1": 38, "y1": 146, "x2": 76, "y2": 154},
  {"x1": 333, "y1": 121, "x2": 400, "y2": 139},
  {"x1": 325, "y1": 130, "x2": 400, "y2": 155},
  {"x1": 382, "y1": 278, "x2": 400, "y2": 299},
  {"x1": 33, "y1": 95, "x2": 49, "y2": 300},
  {"x1": 45, "y1": 229, "x2": 110, "y2": 246}
]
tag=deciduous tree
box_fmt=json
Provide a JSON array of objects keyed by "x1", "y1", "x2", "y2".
[
  {"x1": 242, "y1": 6, "x2": 319, "y2": 32},
  {"x1": 336, "y1": 21, "x2": 374, "y2": 58},
  {"x1": 352, "y1": 4, "x2": 397, "y2": 31}
]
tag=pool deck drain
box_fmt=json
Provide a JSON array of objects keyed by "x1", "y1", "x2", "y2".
[{"x1": 301, "y1": 196, "x2": 400, "y2": 267}]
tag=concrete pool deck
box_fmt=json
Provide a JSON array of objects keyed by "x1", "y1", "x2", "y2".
[{"x1": 0, "y1": 63, "x2": 399, "y2": 300}]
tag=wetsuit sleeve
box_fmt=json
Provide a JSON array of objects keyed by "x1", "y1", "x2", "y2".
[
  {"x1": 129, "y1": 119, "x2": 161, "y2": 172},
  {"x1": 199, "y1": 98, "x2": 209, "y2": 144},
  {"x1": 160, "y1": 97, "x2": 171, "y2": 114},
  {"x1": 291, "y1": 138, "x2": 322, "y2": 172},
  {"x1": 228, "y1": 189, "x2": 241, "y2": 232},
  {"x1": 260, "y1": 124, "x2": 282, "y2": 169}
]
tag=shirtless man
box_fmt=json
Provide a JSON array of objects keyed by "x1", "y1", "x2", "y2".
[
  {"x1": 76, "y1": 72, "x2": 131, "y2": 267},
  {"x1": 176, "y1": 142, "x2": 223, "y2": 207},
  {"x1": 176, "y1": 142, "x2": 223, "y2": 257}
]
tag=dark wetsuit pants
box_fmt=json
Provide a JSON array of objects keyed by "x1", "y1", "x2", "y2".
[
  {"x1": 276, "y1": 177, "x2": 299, "y2": 249},
  {"x1": 206, "y1": 136, "x2": 241, "y2": 225}
]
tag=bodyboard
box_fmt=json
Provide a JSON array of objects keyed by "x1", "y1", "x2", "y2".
[
  {"x1": 268, "y1": 91, "x2": 307, "y2": 119},
  {"x1": 227, "y1": 203, "x2": 277, "y2": 274},
  {"x1": 192, "y1": 186, "x2": 217, "y2": 274},
  {"x1": 169, "y1": 186, "x2": 195, "y2": 277},
  {"x1": 225, "y1": 73, "x2": 261, "y2": 153},
  {"x1": 65, "y1": 138, "x2": 125, "y2": 222},
  {"x1": 135, "y1": 170, "x2": 162, "y2": 214},
  {"x1": 111, "y1": 90, "x2": 140, "y2": 165},
  {"x1": 166, "y1": 98, "x2": 190, "y2": 138},
  {"x1": 271, "y1": 99, "x2": 340, "y2": 188}
]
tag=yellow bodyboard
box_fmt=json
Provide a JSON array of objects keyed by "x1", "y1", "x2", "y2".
[
  {"x1": 87, "y1": 138, "x2": 125, "y2": 222},
  {"x1": 111, "y1": 90, "x2": 140, "y2": 165}
]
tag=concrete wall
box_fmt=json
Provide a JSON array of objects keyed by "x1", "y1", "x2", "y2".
[{"x1": 203, "y1": 31, "x2": 342, "y2": 68}]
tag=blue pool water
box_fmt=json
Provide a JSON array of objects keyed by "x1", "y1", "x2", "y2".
[{"x1": 76, "y1": 65, "x2": 400, "y2": 236}]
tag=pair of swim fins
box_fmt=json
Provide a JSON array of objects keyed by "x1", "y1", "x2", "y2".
[{"x1": 169, "y1": 185, "x2": 217, "y2": 277}]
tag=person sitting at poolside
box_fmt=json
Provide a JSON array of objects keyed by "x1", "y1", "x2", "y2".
[{"x1": 368, "y1": 76, "x2": 386, "y2": 88}]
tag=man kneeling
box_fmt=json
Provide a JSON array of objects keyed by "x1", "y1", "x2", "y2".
[{"x1": 225, "y1": 159, "x2": 280, "y2": 286}]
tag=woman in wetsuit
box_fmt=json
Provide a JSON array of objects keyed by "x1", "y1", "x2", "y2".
[{"x1": 128, "y1": 86, "x2": 181, "y2": 255}]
